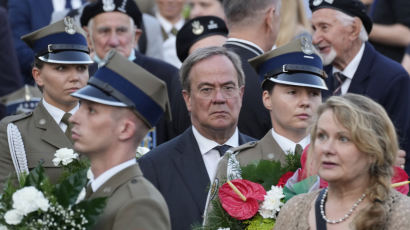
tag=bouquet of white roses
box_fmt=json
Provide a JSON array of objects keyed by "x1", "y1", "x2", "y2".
[{"x1": 0, "y1": 149, "x2": 106, "y2": 230}]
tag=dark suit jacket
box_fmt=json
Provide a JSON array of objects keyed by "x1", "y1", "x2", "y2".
[
  {"x1": 138, "y1": 127, "x2": 255, "y2": 230},
  {"x1": 89, "y1": 51, "x2": 190, "y2": 145},
  {"x1": 323, "y1": 42, "x2": 410, "y2": 172},
  {"x1": 224, "y1": 41, "x2": 272, "y2": 140},
  {"x1": 89, "y1": 164, "x2": 171, "y2": 230},
  {"x1": 0, "y1": 6, "x2": 23, "y2": 119}
]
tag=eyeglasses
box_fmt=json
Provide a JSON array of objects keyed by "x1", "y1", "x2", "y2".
[{"x1": 197, "y1": 85, "x2": 240, "y2": 99}]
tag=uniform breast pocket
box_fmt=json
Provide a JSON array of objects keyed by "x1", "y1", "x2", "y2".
[{"x1": 26, "y1": 153, "x2": 62, "y2": 184}]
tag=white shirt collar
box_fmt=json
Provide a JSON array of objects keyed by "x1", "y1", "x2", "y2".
[
  {"x1": 332, "y1": 43, "x2": 365, "y2": 80},
  {"x1": 89, "y1": 158, "x2": 136, "y2": 192},
  {"x1": 192, "y1": 126, "x2": 239, "y2": 155},
  {"x1": 155, "y1": 12, "x2": 184, "y2": 34},
  {"x1": 226, "y1": 38, "x2": 264, "y2": 55},
  {"x1": 42, "y1": 99, "x2": 79, "y2": 125},
  {"x1": 271, "y1": 128, "x2": 310, "y2": 154}
]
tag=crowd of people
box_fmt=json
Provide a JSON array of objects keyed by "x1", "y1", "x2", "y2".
[{"x1": 0, "y1": 0, "x2": 409, "y2": 229}]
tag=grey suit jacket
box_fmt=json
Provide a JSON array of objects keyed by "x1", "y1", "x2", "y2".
[
  {"x1": 0, "y1": 101, "x2": 72, "y2": 189},
  {"x1": 89, "y1": 164, "x2": 171, "y2": 230}
]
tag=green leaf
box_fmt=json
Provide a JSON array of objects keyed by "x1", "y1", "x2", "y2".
[
  {"x1": 54, "y1": 169, "x2": 88, "y2": 208},
  {"x1": 283, "y1": 175, "x2": 318, "y2": 202},
  {"x1": 241, "y1": 160, "x2": 283, "y2": 191},
  {"x1": 24, "y1": 164, "x2": 47, "y2": 188},
  {"x1": 74, "y1": 197, "x2": 107, "y2": 229}
]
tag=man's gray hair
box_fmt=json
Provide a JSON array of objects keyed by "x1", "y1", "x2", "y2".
[
  {"x1": 334, "y1": 10, "x2": 368, "y2": 42},
  {"x1": 223, "y1": 0, "x2": 281, "y2": 26},
  {"x1": 180, "y1": 46, "x2": 245, "y2": 92}
]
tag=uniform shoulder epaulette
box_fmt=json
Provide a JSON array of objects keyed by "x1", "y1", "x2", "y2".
[
  {"x1": 1, "y1": 112, "x2": 33, "y2": 124},
  {"x1": 228, "y1": 141, "x2": 258, "y2": 155}
]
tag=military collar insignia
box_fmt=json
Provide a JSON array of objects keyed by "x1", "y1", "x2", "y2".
[
  {"x1": 313, "y1": 0, "x2": 334, "y2": 6},
  {"x1": 64, "y1": 17, "x2": 76, "y2": 35},
  {"x1": 103, "y1": 0, "x2": 115, "y2": 12},
  {"x1": 208, "y1": 20, "x2": 218, "y2": 30},
  {"x1": 192, "y1": 21, "x2": 204, "y2": 35},
  {"x1": 300, "y1": 36, "x2": 314, "y2": 55}
]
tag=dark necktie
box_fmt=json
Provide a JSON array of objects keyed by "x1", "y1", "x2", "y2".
[
  {"x1": 294, "y1": 144, "x2": 303, "y2": 156},
  {"x1": 213, "y1": 145, "x2": 231, "y2": 157},
  {"x1": 333, "y1": 72, "x2": 347, "y2": 96},
  {"x1": 85, "y1": 183, "x2": 93, "y2": 199},
  {"x1": 170, "y1": 27, "x2": 178, "y2": 36},
  {"x1": 65, "y1": 0, "x2": 72, "y2": 9},
  {"x1": 61, "y1": 113, "x2": 73, "y2": 142}
]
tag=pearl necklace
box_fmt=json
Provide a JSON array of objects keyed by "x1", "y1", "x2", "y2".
[{"x1": 320, "y1": 188, "x2": 366, "y2": 224}]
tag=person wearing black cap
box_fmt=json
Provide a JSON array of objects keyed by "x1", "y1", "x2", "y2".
[
  {"x1": 0, "y1": 17, "x2": 92, "y2": 189},
  {"x1": 81, "y1": 0, "x2": 190, "y2": 147},
  {"x1": 222, "y1": 0, "x2": 281, "y2": 140},
  {"x1": 203, "y1": 36, "x2": 327, "y2": 223},
  {"x1": 310, "y1": 0, "x2": 410, "y2": 174},
  {"x1": 176, "y1": 15, "x2": 228, "y2": 62},
  {"x1": 69, "y1": 50, "x2": 171, "y2": 230}
]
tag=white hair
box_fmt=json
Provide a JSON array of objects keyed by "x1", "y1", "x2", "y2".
[{"x1": 334, "y1": 10, "x2": 368, "y2": 42}]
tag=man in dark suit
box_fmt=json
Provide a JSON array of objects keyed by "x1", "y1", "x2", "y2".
[
  {"x1": 222, "y1": 0, "x2": 281, "y2": 140},
  {"x1": 80, "y1": 0, "x2": 190, "y2": 146},
  {"x1": 138, "y1": 47, "x2": 255, "y2": 230},
  {"x1": 310, "y1": 0, "x2": 410, "y2": 172},
  {"x1": 0, "y1": 6, "x2": 23, "y2": 119},
  {"x1": 70, "y1": 50, "x2": 170, "y2": 230}
]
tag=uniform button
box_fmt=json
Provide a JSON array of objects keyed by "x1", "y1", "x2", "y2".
[
  {"x1": 267, "y1": 153, "x2": 274, "y2": 160},
  {"x1": 39, "y1": 119, "x2": 46, "y2": 125}
]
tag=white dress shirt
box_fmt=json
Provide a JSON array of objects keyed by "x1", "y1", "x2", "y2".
[
  {"x1": 89, "y1": 158, "x2": 136, "y2": 192},
  {"x1": 332, "y1": 43, "x2": 365, "y2": 95},
  {"x1": 271, "y1": 128, "x2": 310, "y2": 154},
  {"x1": 156, "y1": 12, "x2": 184, "y2": 68},
  {"x1": 42, "y1": 99, "x2": 79, "y2": 133},
  {"x1": 192, "y1": 126, "x2": 239, "y2": 181}
]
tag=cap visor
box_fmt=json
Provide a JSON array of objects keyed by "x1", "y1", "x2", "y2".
[
  {"x1": 71, "y1": 85, "x2": 127, "y2": 107},
  {"x1": 38, "y1": 50, "x2": 93, "y2": 64},
  {"x1": 266, "y1": 72, "x2": 328, "y2": 90}
]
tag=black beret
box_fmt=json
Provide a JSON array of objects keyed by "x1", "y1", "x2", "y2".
[
  {"x1": 309, "y1": 0, "x2": 372, "y2": 34},
  {"x1": 176, "y1": 16, "x2": 228, "y2": 62},
  {"x1": 80, "y1": 0, "x2": 142, "y2": 29}
]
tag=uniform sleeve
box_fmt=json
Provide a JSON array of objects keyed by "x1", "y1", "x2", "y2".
[
  {"x1": 0, "y1": 120, "x2": 18, "y2": 190},
  {"x1": 111, "y1": 192, "x2": 171, "y2": 230}
]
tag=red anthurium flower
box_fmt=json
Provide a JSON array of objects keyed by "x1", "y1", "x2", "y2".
[
  {"x1": 392, "y1": 166, "x2": 409, "y2": 195},
  {"x1": 277, "y1": 172, "x2": 294, "y2": 188},
  {"x1": 218, "y1": 179, "x2": 266, "y2": 220}
]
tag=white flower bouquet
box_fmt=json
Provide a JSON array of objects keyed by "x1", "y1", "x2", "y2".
[{"x1": 0, "y1": 149, "x2": 106, "y2": 229}]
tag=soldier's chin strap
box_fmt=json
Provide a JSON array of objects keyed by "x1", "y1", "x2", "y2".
[{"x1": 7, "y1": 123, "x2": 29, "y2": 182}]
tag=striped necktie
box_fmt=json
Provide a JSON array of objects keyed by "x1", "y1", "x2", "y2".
[{"x1": 333, "y1": 72, "x2": 347, "y2": 96}]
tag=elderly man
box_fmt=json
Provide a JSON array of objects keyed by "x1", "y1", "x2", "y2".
[
  {"x1": 138, "y1": 47, "x2": 254, "y2": 230},
  {"x1": 70, "y1": 50, "x2": 171, "y2": 230},
  {"x1": 310, "y1": 0, "x2": 410, "y2": 172},
  {"x1": 222, "y1": 0, "x2": 282, "y2": 140},
  {"x1": 203, "y1": 36, "x2": 327, "y2": 223},
  {"x1": 81, "y1": 0, "x2": 189, "y2": 146}
]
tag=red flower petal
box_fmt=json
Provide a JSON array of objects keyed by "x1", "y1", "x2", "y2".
[
  {"x1": 277, "y1": 171, "x2": 294, "y2": 188},
  {"x1": 392, "y1": 166, "x2": 409, "y2": 195},
  {"x1": 218, "y1": 179, "x2": 266, "y2": 220}
]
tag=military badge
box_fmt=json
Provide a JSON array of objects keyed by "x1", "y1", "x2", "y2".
[
  {"x1": 300, "y1": 35, "x2": 314, "y2": 55},
  {"x1": 117, "y1": 0, "x2": 127, "y2": 13},
  {"x1": 192, "y1": 21, "x2": 204, "y2": 35},
  {"x1": 64, "y1": 17, "x2": 76, "y2": 35},
  {"x1": 103, "y1": 0, "x2": 116, "y2": 12},
  {"x1": 207, "y1": 20, "x2": 218, "y2": 30}
]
